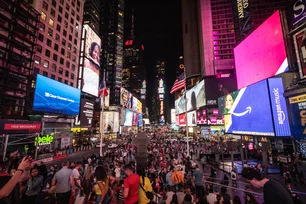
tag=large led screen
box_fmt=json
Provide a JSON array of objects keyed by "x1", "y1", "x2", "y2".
[
  {"x1": 267, "y1": 78, "x2": 291, "y2": 136},
  {"x1": 175, "y1": 96, "x2": 186, "y2": 115},
  {"x1": 82, "y1": 59, "x2": 99, "y2": 97},
  {"x1": 293, "y1": 27, "x2": 306, "y2": 79},
  {"x1": 124, "y1": 110, "x2": 133, "y2": 126},
  {"x1": 83, "y1": 25, "x2": 101, "y2": 66},
  {"x1": 186, "y1": 80, "x2": 205, "y2": 111},
  {"x1": 132, "y1": 97, "x2": 142, "y2": 113},
  {"x1": 234, "y1": 10, "x2": 288, "y2": 89},
  {"x1": 187, "y1": 111, "x2": 197, "y2": 126},
  {"x1": 197, "y1": 107, "x2": 207, "y2": 125},
  {"x1": 178, "y1": 114, "x2": 186, "y2": 126},
  {"x1": 80, "y1": 99, "x2": 94, "y2": 126},
  {"x1": 120, "y1": 88, "x2": 133, "y2": 109},
  {"x1": 220, "y1": 80, "x2": 275, "y2": 136},
  {"x1": 33, "y1": 75, "x2": 80, "y2": 115},
  {"x1": 138, "y1": 114, "x2": 143, "y2": 127},
  {"x1": 205, "y1": 75, "x2": 237, "y2": 105},
  {"x1": 289, "y1": 94, "x2": 306, "y2": 141},
  {"x1": 103, "y1": 112, "x2": 119, "y2": 133},
  {"x1": 132, "y1": 113, "x2": 138, "y2": 126}
]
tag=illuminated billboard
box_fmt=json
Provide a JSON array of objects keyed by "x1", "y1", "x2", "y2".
[
  {"x1": 187, "y1": 111, "x2": 197, "y2": 126},
  {"x1": 103, "y1": 112, "x2": 119, "y2": 133},
  {"x1": 293, "y1": 27, "x2": 306, "y2": 79},
  {"x1": 186, "y1": 80, "x2": 205, "y2": 111},
  {"x1": 132, "y1": 97, "x2": 142, "y2": 113},
  {"x1": 80, "y1": 99, "x2": 94, "y2": 126},
  {"x1": 124, "y1": 110, "x2": 133, "y2": 126},
  {"x1": 83, "y1": 25, "x2": 101, "y2": 66},
  {"x1": 120, "y1": 88, "x2": 133, "y2": 109},
  {"x1": 175, "y1": 96, "x2": 186, "y2": 115},
  {"x1": 33, "y1": 75, "x2": 80, "y2": 115},
  {"x1": 171, "y1": 109, "x2": 176, "y2": 124},
  {"x1": 234, "y1": 10, "x2": 288, "y2": 89}
]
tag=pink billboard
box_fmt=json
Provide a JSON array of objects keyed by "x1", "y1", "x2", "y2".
[{"x1": 234, "y1": 10, "x2": 288, "y2": 89}]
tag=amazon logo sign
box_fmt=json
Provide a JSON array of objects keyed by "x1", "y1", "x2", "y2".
[{"x1": 218, "y1": 78, "x2": 291, "y2": 137}]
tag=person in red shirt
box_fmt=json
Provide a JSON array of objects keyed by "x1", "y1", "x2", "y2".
[{"x1": 123, "y1": 164, "x2": 140, "y2": 204}]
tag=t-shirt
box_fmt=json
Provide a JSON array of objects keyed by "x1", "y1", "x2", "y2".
[
  {"x1": 206, "y1": 193, "x2": 217, "y2": 204},
  {"x1": 71, "y1": 168, "x2": 81, "y2": 190},
  {"x1": 115, "y1": 167, "x2": 121, "y2": 178},
  {"x1": 139, "y1": 176, "x2": 152, "y2": 204},
  {"x1": 0, "y1": 175, "x2": 15, "y2": 204},
  {"x1": 124, "y1": 173, "x2": 140, "y2": 204},
  {"x1": 193, "y1": 170, "x2": 203, "y2": 186},
  {"x1": 263, "y1": 179, "x2": 294, "y2": 204},
  {"x1": 53, "y1": 167, "x2": 73, "y2": 193},
  {"x1": 165, "y1": 191, "x2": 175, "y2": 204}
]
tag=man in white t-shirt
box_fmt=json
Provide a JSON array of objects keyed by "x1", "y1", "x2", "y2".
[
  {"x1": 71, "y1": 161, "x2": 83, "y2": 203},
  {"x1": 115, "y1": 165, "x2": 121, "y2": 185}
]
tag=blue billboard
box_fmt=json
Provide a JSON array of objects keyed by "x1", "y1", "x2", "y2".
[
  {"x1": 124, "y1": 110, "x2": 133, "y2": 127},
  {"x1": 33, "y1": 75, "x2": 80, "y2": 115},
  {"x1": 223, "y1": 80, "x2": 275, "y2": 136},
  {"x1": 289, "y1": 94, "x2": 306, "y2": 141},
  {"x1": 268, "y1": 78, "x2": 291, "y2": 136},
  {"x1": 138, "y1": 114, "x2": 143, "y2": 127}
]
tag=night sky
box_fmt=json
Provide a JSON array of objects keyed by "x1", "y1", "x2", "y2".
[{"x1": 124, "y1": 0, "x2": 183, "y2": 112}]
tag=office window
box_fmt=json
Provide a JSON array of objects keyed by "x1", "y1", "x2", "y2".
[
  {"x1": 51, "y1": 74, "x2": 55, "y2": 79},
  {"x1": 34, "y1": 56, "x2": 41, "y2": 65},
  {"x1": 65, "y1": 70, "x2": 69, "y2": 77},
  {"x1": 39, "y1": 23, "x2": 45, "y2": 31},
  {"x1": 72, "y1": 64, "x2": 76, "y2": 71},
  {"x1": 70, "y1": 18, "x2": 74, "y2": 24},
  {"x1": 36, "y1": 45, "x2": 42, "y2": 53},
  {"x1": 47, "y1": 39, "x2": 52, "y2": 47},
  {"x1": 51, "y1": 8, "x2": 55, "y2": 17},
  {"x1": 60, "y1": 58, "x2": 64, "y2": 65},
  {"x1": 42, "y1": 1, "x2": 48, "y2": 10},
  {"x1": 68, "y1": 34, "x2": 72, "y2": 41},
  {"x1": 52, "y1": 0, "x2": 56, "y2": 7},
  {"x1": 61, "y1": 48, "x2": 65, "y2": 55},
  {"x1": 59, "y1": 6, "x2": 63, "y2": 13},
  {"x1": 72, "y1": 55, "x2": 76, "y2": 62},
  {"x1": 48, "y1": 28, "x2": 53, "y2": 36},
  {"x1": 60, "y1": 0, "x2": 64, "y2": 4},
  {"x1": 64, "y1": 21, "x2": 68, "y2": 28},
  {"x1": 34, "y1": 68, "x2": 39, "y2": 74},
  {"x1": 51, "y1": 64, "x2": 56, "y2": 72},
  {"x1": 63, "y1": 29, "x2": 67, "y2": 37},
  {"x1": 65, "y1": 12, "x2": 69, "y2": 19},
  {"x1": 70, "y1": 82, "x2": 74, "y2": 87},
  {"x1": 41, "y1": 12, "x2": 46, "y2": 21},
  {"x1": 57, "y1": 15, "x2": 62, "y2": 22},
  {"x1": 45, "y1": 49, "x2": 50, "y2": 57},
  {"x1": 55, "y1": 34, "x2": 60, "y2": 41},
  {"x1": 62, "y1": 39, "x2": 66, "y2": 46},
  {"x1": 76, "y1": 15, "x2": 80, "y2": 21},
  {"x1": 73, "y1": 47, "x2": 77, "y2": 54},
  {"x1": 58, "y1": 77, "x2": 62, "y2": 82},
  {"x1": 54, "y1": 43, "x2": 58, "y2": 51},
  {"x1": 66, "y1": 61, "x2": 70, "y2": 68},
  {"x1": 56, "y1": 24, "x2": 61, "y2": 32},
  {"x1": 43, "y1": 60, "x2": 49, "y2": 68},
  {"x1": 74, "y1": 39, "x2": 77, "y2": 44},
  {"x1": 43, "y1": 71, "x2": 48, "y2": 77},
  {"x1": 67, "y1": 52, "x2": 71, "y2": 59},
  {"x1": 38, "y1": 33, "x2": 44, "y2": 42},
  {"x1": 64, "y1": 80, "x2": 68, "y2": 85},
  {"x1": 49, "y1": 19, "x2": 54, "y2": 27},
  {"x1": 68, "y1": 43, "x2": 71, "y2": 50},
  {"x1": 66, "y1": 3, "x2": 70, "y2": 11},
  {"x1": 71, "y1": 10, "x2": 75, "y2": 16},
  {"x1": 53, "y1": 54, "x2": 58, "y2": 61},
  {"x1": 71, "y1": 73, "x2": 75, "y2": 80},
  {"x1": 59, "y1": 67, "x2": 63, "y2": 74}
]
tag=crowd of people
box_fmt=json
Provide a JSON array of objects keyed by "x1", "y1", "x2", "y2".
[{"x1": 0, "y1": 132, "x2": 304, "y2": 204}]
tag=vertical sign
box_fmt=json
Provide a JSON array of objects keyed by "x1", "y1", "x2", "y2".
[
  {"x1": 289, "y1": 94, "x2": 306, "y2": 140},
  {"x1": 171, "y1": 109, "x2": 176, "y2": 124}
]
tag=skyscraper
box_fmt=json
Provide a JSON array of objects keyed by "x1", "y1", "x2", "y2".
[
  {"x1": 30, "y1": 0, "x2": 84, "y2": 87},
  {"x1": 100, "y1": 0, "x2": 124, "y2": 105},
  {"x1": 0, "y1": 0, "x2": 40, "y2": 119},
  {"x1": 83, "y1": 0, "x2": 100, "y2": 34},
  {"x1": 123, "y1": 13, "x2": 145, "y2": 97}
]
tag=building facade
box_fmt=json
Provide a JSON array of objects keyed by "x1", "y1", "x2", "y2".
[
  {"x1": 83, "y1": 0, "x2": 100, "y2": 34},
  {"x1": 0, "y1": 0, "x2": 40, "y2": 119},
  {"x1": 100, "y1": 0, "x2": 124, "y2": 105},
  {"x1": 30, "y1": 0, "x2": 84, "y2": 88}
]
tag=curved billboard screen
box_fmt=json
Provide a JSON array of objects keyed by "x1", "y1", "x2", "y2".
[
  {"x1": 186, "y1": 80, "x2": 205, "y2": 111},
  {"x1": 33, "y1": 75, "x2": 80, "y2": 115}
]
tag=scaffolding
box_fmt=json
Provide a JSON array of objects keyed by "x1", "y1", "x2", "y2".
[{"x1": 0, "y1": 0, "x2": 39, "y2": 119}]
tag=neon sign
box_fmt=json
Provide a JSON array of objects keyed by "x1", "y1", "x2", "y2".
[{"x1": 35, "y1": 132, "x2": 54, "y2": 146}]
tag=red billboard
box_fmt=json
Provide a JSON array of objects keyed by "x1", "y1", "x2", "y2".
[
  {"x1": 234, "y1": 10, "x2": 288, "y2": 89},
  {"x1": 0, "y1": 120, "x2": 41, "y2": 134},
  {"x1": 178, "y1": 114, "x2": 186, "y2": 126}
]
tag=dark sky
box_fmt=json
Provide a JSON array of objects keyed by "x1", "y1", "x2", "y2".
[{"x1": 124, "y1": 0, "x2": 183, "y2": 112}]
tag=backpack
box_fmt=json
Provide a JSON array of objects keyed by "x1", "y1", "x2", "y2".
[{"x1": 140, "y1": 176, "x2": 154, "y2": 200}]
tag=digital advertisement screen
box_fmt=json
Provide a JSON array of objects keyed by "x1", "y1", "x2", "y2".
[
  {"x1": 33, "y1": 75, "x2": 80, "y2": 115},
  {"x1": 293, "y1": 27, "x2": 306, "y2": 79},
  {"x1": 178, "y1": 114, "x2": 186, "y2": 126},
  {"x1": 268, "y1": 78, "x2": 291, "y2": 136},
  {"x1": 207, "y1": 108, "x2": 224, "y2": 126},
  {"x1": 187, "y1": 111, "x2": 197, "y2": 126},
  {"x1": 124, "y1": 110, "x2": 133, "y2": 126},
  {"x1": 132, "y1": 97, "x2": 142, "y2": 113},
  {"x1": 176, "y1": 115, "x2": 179, "y2": 126},
  {"x1": 120, "y1": 88, "x2": 133, "y2": 109},
  {"x1": 205, "y1": 75, "x2": 237, "y2": 105},
  {"x1": 103, "y1": 112, "x2": 119, "y2": 133},
  {"x1": 160, "y1": 115, "x2": 165, "y2": 124},
  {"x1": 186, "y1": 80, "x2": 205, "y2": 111},
  {"x1": 80, "y1": 99, "x2": 94, "y2": 126},
  {"x1": 171, "y1": 109, "x2": 176, "y2": 124},
  {"x1": 234, "y1": 10, "x2": 288, "y2": 89},
  {"x1": 82, "y1": 58, "x2": 99, "y2": 97},
  {"x1": 120, "y1": 109, "x2": 126, "y2": 126},
  {"x1": 138, "y1": 114, "x2": 143, "y2": 127},
  {"x1": 175, "y1": 96, "x2": 186, "y2": 115},
  {"x1": 221, "y1": 80, "x2": 275, "y2": 136},
  {"x1": 132, "y1": 113, "x2": 138, "y2": 126},
  {"x1": 289, "y1": 94, "x2": 306, "y2": 141},
  {"x1": 83, "y1": 25, "x2": 101, "y2": 66},
  {"x1": 197, "y1": 107, "x2": 207, "y2": 125},
  {"x1": 0, "y1": 120, "x2": 41, "y2": 134}
]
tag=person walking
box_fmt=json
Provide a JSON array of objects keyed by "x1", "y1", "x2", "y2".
[{"x1": 123, "y1": 164, "x2": 140, "y2": 204}]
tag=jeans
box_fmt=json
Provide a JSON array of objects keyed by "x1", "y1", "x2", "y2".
[
  {"x1": 56, "y1": 191, "x2": 71, "y2": 204},
  {"x1": 95, "y1": 195, "x2": 102, "y2": 204}
]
